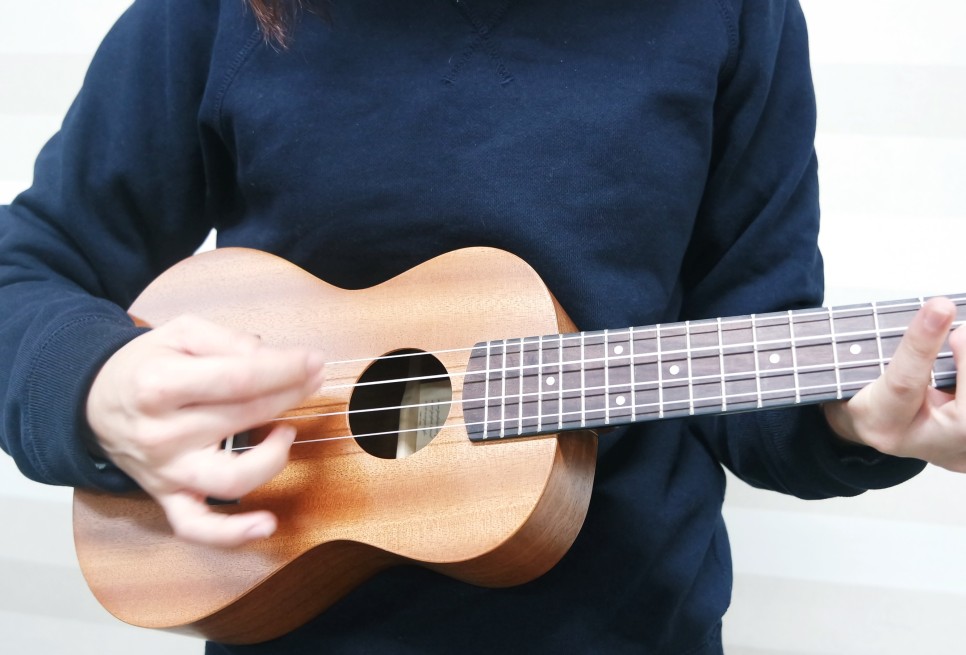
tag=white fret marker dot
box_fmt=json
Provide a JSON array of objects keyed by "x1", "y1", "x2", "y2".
[
  {"x1": 669, "y1": 365, "x2": 681, "y2": 376},
  {"x1": 546, "y1": 376, "x2": 556, "y2": 386},
  {"x1": 615, "y1": 396, "x2": 626, "y2": 406},
  {"x1": 850, "y1": 344, "x2": 862, "y2": 355},
  {"x1": 769, "y1": 353, "x2": 781, "y2": 365},
  {"x1": 614, "y1": 345, "x2": 624, "y2": 355}
]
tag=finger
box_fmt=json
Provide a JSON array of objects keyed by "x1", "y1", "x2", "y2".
[
  {"x1": 138, "y1": 348, "x2": 325, "y2": 410},
  {"x1": 164, "y1": 314, "x2": 264, "y2": 357},
  {"x1": 158, "y1": 490, "x2": 279, "y2": 548},
  {"x1": 951, "y1": 325, "x2": 966, "y2": 412},
  {"x1": 878, "y1": 297, "x2": 956, "y2": 421},
  {"x1": 150, "y1": 370, "x2": 323, "y2": 449},
  {"x1": 170, "y1": 424, "x2": 296, "y2": 501}
]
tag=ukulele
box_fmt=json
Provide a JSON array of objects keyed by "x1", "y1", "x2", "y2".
[{"x1": 72, "y1": 247, "x2": 963, "y2": 643}]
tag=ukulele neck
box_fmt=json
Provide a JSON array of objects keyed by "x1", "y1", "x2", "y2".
[{"x1": 463, "y1": 295, "x2": 965, "y2": 442}]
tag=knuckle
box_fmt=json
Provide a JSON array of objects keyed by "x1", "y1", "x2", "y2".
[
  {"x1": 217, "y1": 478, "x2": 249, "y2": 501},
  {"x1": 217, "y1": 459, "x2": 261, "y2": 498},
  {"x1": 225, "y1": 368, "x2": 262, "y2": 399},
  {"x1": 908, "y1": 340, "x2": 937, "y2": 362},
  {"x1": 169, "y1": 313, "x2": 203, "y2": 332},
  {"x1": 135, "y1": 422, "x2": 178, "y2": 452},
  {"x1": 176, "y1": 463, "x2": 202, "y2": 490},
  {"x1": 131, "y1": 369, "x2": 172, "y2": 411},
  {"x1": 884, "y1": 373, "x2": 922, "y2": 400}
]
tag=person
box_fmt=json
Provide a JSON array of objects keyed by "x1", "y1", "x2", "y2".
[{"x1": 1, "y1": 0, "x2": 964, "y2": 653}]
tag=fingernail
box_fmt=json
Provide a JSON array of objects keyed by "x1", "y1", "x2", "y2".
[{"x1": 924, "y1": 305, "x2": 954, "y2": 332}]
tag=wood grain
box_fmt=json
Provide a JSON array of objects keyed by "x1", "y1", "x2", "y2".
[{"x1": 72, "y1": 247, "x2": 598, "y2": 643}]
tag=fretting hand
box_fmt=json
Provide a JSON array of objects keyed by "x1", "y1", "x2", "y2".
[
  {"x1": 86, "y1": 314, "x2": 325, "y2": 547},
  {"x1": 824, "y1": 297, "x2": 966, "y2": 472}
]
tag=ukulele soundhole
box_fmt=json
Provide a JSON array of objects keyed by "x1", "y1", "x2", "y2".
[{"x1": 349, "y1": 349, "x2": 452, "y2": 459}]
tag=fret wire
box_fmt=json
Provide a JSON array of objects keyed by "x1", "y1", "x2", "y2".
[
  {"x1": 517, "y1": 338, "x2": 525, "y2": 436},
  {"x1": 624, "y1": 376, "x2": 920, "y2": 418},
  {"x1": 467, "y1": 359, "x2": 957, "y2": 434},
  {"x1": 604, "y1": 329, "x2": 611, "y2": 425},
  {"x1": 788, "y1": 310, "x2": 801, "y2": 404},
  {"x1": 685, "y1": 321, "x2": 695, "y2": 416},
  {"x1": 462, "y1": 303, "x2": 966, "y2": 440},
  {"x1": 621, "y1": 369, "x2": 957, "y2": 421},
  {"x1": 537, "y1": 335, "x2": 544, "y2": 434},
  {"x1": 656, "y1": 324, "x2": 665, "y2": 419},
  {"x1": 557, "y1": 336, "x2": 564, "y2": 429},
  {"x1": 466, "y1": 352, "x2": 959, "y2": 437},
  {"x1": 828, "y1": 308, "x2": 844, "y2": 400},
  {"x1": 920, "y1": 297, "x2": 938, "y2": 388},
  {"x1": 715, "y1": 318, "x2": 726, "y2": 412},
  {"x1": 483, "y1": 340, "x2": 492, "y2": 439},
  {"x1": 464, "y1": 297, "x2": 966, "y2": 437},
  {"x1": 416, "y1": 297, "x2": 965, "y2": 382},
  {"x1": 580, "y1": 332, "x2": 588, "y2": 428},
  {"x1": 789, "y1": 301, "x2": 930, "y2": 329},
  {"x1": 518, "y1": 357, "x2": 864, "y2": 419},
  {"x1": 751, "y1": 314, "x2": 763, "y2": 409},
  {"x1": 629, "y1": 326, "x2": 638, "y2": 423},
  {"x1": 604, "y1": 334, "x2": 612, "y2": 416},
  {"x1": 472, "y1": 324, "x2": 955, "y2": 403},
  {"x1": 716, "y1": 303, "x2": 922, "y2": 340},
  {"x1": 696, "y1": 314, "x2": 936, "y2": 372},
  {"x1": 500, "y1": 341, "x2": 508, "y2": 439},
  {"x1": 495, "y1": 367, "x2": 960, "y2": 430},
  {"x1": 472, "y1": 320, "x2": 943, "y2": 385},
  {"x1": 871, "y1": 301, "x2": 886, "y2": 378},
  {"x1": 342, "y1": 369, "x2": 961, "y2": 445},
  {"x1": 494, "y1": 347, "x2": 952, "y2": 409}
]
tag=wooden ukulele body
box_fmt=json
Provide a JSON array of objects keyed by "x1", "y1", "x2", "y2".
[{"x1": 72, "y1": 247, "x2": 598, "y2": 643}]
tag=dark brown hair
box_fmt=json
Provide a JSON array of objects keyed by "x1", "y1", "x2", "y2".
[{"x1": 248, "y1": 0, "x2": 330, "y2": 47}]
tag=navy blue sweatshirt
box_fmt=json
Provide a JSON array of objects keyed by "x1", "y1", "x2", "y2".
[{"x1": 0, "y1": 1, "x2": 924, "y2": 653}]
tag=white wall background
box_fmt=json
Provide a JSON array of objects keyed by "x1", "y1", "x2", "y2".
[{"x1": 1, "y1": 1, "x2": 964, "y2": 653}]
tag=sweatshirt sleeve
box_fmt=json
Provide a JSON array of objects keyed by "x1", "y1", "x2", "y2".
[
  {"x1": 683, "y1": 0, "x2": 925, "y2": 498},
  {"x1": 0, "y1": 0, "x2": 225, "y2": 491}
]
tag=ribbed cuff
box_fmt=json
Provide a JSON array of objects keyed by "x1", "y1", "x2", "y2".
[
  {"x1": 753, "y1": 405, "x2": 926, "y2": 499},
  {"x1": 24, "y1": 313, "x2": 147, "y2": 492}
]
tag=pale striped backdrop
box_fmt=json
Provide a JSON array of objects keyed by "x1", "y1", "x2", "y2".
[{"x1": 1, "y1": 1, "x2": 964, "y2": 653}]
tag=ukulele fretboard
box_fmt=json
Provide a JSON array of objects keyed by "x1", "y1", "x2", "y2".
[{"x1": 462, "y1": 295, "x2": 966, "y2": 441}]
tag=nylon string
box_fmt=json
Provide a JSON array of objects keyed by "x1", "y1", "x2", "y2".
[{"x1": 224, "y1": 302, "x2": 964, "y2": 450}]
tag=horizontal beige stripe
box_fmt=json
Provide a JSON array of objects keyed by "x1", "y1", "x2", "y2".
[
  {"x1": 0, "y1": 456, "x2": 73, "y2": 503},
  {"x1": 817, "y1": 134, "x2": 966, "y2": 218},
  {"x1": 821, "y1": 214, "x2": 963, "y2": 299},
  {"x1": 725, "y1": 466, "x2": 966, "y2": 527},
  {"x1": 815, "y1": 64, "x2": 966, "y2": 138},
  {"x1": 0, "y1": 609, "x2": 195, "y2": 655},
  {"x1": 0, "y1": 115, "x2": 62, "y2": 179},
  {"x1": 804, "y1": 0, "x2": 966, "y2": 66},
  {"x1": 0, "y1": 559, "x2": 113, "y2": 623},
  {"x1": 0, "y1": 1, "x2": 130, "y2": 56},
  {"x1": 0, "y1": 54, "x2": 89, "y2": 115},
  {"x1": 726, "y1": 573, "x2": 966, "y2": 655},
  {"x1": 724, "y1": 504, "x2": 966, "y2": 596}
]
